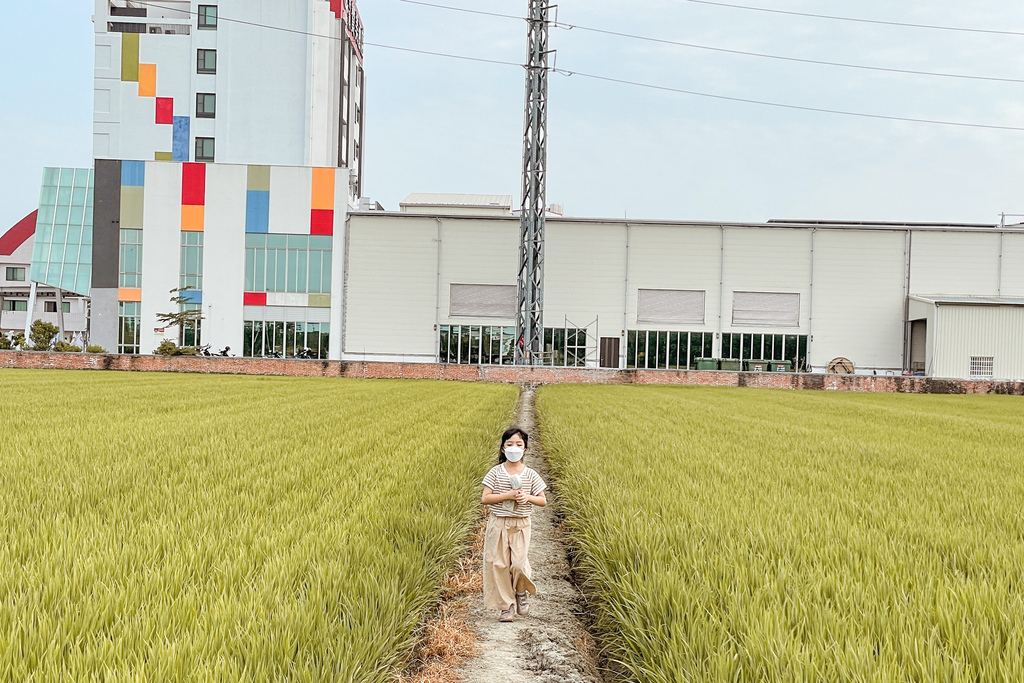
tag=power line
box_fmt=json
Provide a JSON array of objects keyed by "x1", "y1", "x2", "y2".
[
  {"x1": 552, "y1": 69, "x2": 1024, "y2": 132},
  {"x1": 399, "y1": 0, "x2": 1024, "y2": 84},
  {"x1": 129, "y1": 0, "x2": 1024, "y2": 132},
  {"x1": 680, "y1": 0, "x2": 1024, "y2": 37}
]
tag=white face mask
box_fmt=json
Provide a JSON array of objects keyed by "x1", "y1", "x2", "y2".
[{"x1": 504, "y1": 446, "x2": 525, "y2": 462}]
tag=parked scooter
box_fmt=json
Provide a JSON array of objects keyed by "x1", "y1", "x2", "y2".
[
  {"x1": 197, "y1": 344, "x2": 213, "y2": 356},
  {"x1": 296, "y1": 347, "x2": 314, "y2": 359},
  {"x1": 216, "y1": 346, "x2": 233, "y2": 357}
]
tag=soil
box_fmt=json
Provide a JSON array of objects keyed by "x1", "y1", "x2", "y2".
[{"x1": 453, "y1": 387, "x2": 604, "y2": 683}]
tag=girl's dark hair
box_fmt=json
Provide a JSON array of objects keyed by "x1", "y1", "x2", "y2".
[{"x1": 498, "y1": 426, "x2": 529, "y2": 464}]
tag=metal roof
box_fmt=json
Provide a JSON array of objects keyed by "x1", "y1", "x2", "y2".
[
  {"x1": 911, "y1": 295, "x2": 1024, "y2": 306},
  {"x1": 400, "y1": 193, "x2": 512, "y2": 209}
]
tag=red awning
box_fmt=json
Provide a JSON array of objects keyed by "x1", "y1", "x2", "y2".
[{"x1": 0, "y1": 211, "x2": 37, "y2": 256}]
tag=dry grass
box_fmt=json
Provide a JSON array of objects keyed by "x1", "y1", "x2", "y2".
[{"x1": 398, "y1": 520, "x2": 487, "y2": 683}]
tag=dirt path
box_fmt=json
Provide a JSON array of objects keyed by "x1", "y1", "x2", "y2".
[{"x1": 453, "y1": 387, "x2": 603, "y2": 683}]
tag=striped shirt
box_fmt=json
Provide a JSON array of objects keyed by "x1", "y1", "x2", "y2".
[{"x1": 482, "y1": 464, "x2": 547, "y2": 518}]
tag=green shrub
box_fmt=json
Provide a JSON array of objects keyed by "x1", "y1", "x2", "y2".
[
  {"x1": 52, "y1": 341, "x2": 82, "y2": 353},
  {"x1": 29, "y1": 320, "x2": 59, "y2": 350},
  {"x1": 0, "y1": 336, "x2": 11, "y2": 350},
  {"x1": 86, "y1": 345, "x2": 108, "y2": 354}
]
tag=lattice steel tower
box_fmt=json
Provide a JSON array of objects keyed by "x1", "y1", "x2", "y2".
[{"x1": 515, "y1": 0, "x2": 551, "y2": 364}]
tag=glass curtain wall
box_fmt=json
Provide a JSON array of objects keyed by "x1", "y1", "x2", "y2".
[
  {"x1": 627, "y1": 331, "x2": 715, "y2": 370},
  {"x1": 721, "y1": 333, "x2": 808, "y2": 370},
  {"x1": 242, "y1": 321, "x2": 330, "y2": 359},
  {"x1": 118, "y1": 301, "x2": 141, "y2": 354},
  {"x1": 439, "y1": 325, "x2": 516, "y2": 365},
  {"x1": 244, "y1": 234, "x2": 331, "y2": 294}
]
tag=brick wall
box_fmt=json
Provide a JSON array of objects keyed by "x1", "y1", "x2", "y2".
[{"x1": 2, "y1": 351, "x2": 1022, "y2": 394}]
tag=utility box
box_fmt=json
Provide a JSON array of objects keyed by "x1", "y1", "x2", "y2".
[
  {"x1": 770, "y1": 361, "x2": 793, "y2": 372},
  {"x1": 744, "y1": 360, "x2": 769, "y2": 372},
  {"x1": 719, "y1": 359, "x2": 742, "y2": 371},
  {"x1": 695, "y1": 358, "x2": 719, "y2": 370}
]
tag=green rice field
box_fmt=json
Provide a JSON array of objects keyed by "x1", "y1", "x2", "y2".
[
  {"x1": 0, "y1": 371, "x2": 517, "y2": 682},
  {"x1": 538, "y1": 385, "x2": 1024, "y2": 683}
]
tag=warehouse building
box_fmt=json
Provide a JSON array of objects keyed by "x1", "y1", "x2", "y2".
[{"x1": 343, "y1": 208, "x2": 1024, "y2": 380}]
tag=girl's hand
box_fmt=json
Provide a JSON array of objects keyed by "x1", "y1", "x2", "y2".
[
  {"x1": 515, "y1": 489, "x2": 529, "y2": 505},
  {"x1": 506, "y1": 490, "x2": 520, "y2": 501}
]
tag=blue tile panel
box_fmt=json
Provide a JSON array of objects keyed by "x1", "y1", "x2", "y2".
[
  {"x1": 172, "y1": 117, "x2": 191, "y2": 162},
  {"x1": 180, "y1": 289, "x2": 203, "y2": 304},
  {"x1": 245, "y1": 190, "x2": 270, "y2": 233},
  {"x1": 121, "y1": 161, "x2": 146, "y2": 187}
]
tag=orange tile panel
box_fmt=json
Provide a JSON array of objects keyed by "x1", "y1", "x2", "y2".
[
  {"x1": 181, "y1": 205, "x2": 205, "y2": 232},
  {"x1": 118, "y1": 288, "x2": 142, "y2": 302},
  {"x1": 311, "y1": 167, "x2": 335, "y2": 210},
  {"x1": 138, "y1": 64, "x2": 157, "y2": 97}
]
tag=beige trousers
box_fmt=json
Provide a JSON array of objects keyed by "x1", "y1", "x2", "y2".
[{"x1": 483, "y1": 514, "x2": 536, "y2": 611}]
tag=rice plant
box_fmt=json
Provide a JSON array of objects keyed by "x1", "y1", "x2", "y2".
[
  {"x1": 538, "y1": 385, "x2": 1024, "y2": 683},
  {"x1": 0, "y1": 371, "x2": 517, "y2": 682}
]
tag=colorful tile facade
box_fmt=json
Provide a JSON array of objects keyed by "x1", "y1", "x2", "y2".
[
  {"x1": 181, "y1": 163, "x2": 206, "y2": 232},
  {"x1": 246, "y1": 166, "x2": 271, "y2": 234}
]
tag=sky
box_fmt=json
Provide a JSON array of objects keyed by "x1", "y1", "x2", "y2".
[{"x1": 3, "y1": 1, "x2": 1024, "y2": 231}]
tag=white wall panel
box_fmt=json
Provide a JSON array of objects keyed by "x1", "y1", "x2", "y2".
[
  {"x1": 933, "y1": 305, "x2": 1024, "y2": 380},
  {"x1": 329, "y1": 173, "x2": 348, "y2": 359},
  {"x1": 811, "y1": 229, "x2": 906, "y2": 371},
  {"x1": 722, "y1": 228, "x2": 812, "y2": 338},
  {"x1": 629, "y1": 224, "x2": 720, "y2": 331},
  {"x1": 440, "y1": 219, "x2": 518, "y2": 323},
  {"x1": 910, "y1": 231, "x2": 999, "y2": 296},
  {"x1": 268, "y1": 166, "x2": 312, "y2": 234},
  {"x1": 1000, "y1": 234, "x2": 1024, "y2": 295},
  {"x1": 545, "y1": 221, "x2": 627, "y2": 343},
  {"x1": 345, "y1": 215, "x2": 438, "y2": 359},
  {"x1": 140, "y1": 162, "x2": 183, "y2": 354},
  {"x1": 202, "y1": 163, "x2": 247, "y2": 353}
]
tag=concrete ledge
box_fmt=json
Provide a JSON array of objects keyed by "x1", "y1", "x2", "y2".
[{"x1": 2, "y1": 351, "x2": 1022, "y2": 394}]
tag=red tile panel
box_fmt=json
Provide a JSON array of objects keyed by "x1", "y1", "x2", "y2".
[
  {"x1": 330, "y1": 0, "x2": 342, "y2": 18},
  {"x1": 243, "y1": 292, "x2": 268, "y2": 306},
  {"x1": 310, "y1": 209, "x2": 334, "y2": 236},
  {"x1": 156, "y1": 98, "x2": 173, "y2": 125},
  {"x1": 181, "y1": 163, "x2": 206, "y2": 205}
]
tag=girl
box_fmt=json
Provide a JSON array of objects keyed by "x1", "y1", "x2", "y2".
[{"x1": 481, "y1": 426, "x2": 547, "y2": 622}]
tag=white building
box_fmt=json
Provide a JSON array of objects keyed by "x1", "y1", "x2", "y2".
[
  {"x1": 90, "y1": 0, "x2": 366, "y2": 355},
  {"x1": 342, "y1": 211, "x2": 1024, "y2": 381}
]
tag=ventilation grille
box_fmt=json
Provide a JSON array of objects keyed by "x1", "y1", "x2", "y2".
[
  {"x1": 449, "y1": 284, "x2": 516, "y2": 319},
  {"x1": 637, "y1": 289, "x2": 705, "y2": 325},
  {"x1": 970, "y1": 356, "x2": 994, "y2": 378},
  {"x1": 732, "y1": 292, "x2": 800, "y2": 327}
]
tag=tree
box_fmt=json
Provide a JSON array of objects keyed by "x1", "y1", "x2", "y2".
[
  {"x1": 29, "y1": 320, "x2": 59, "y2": 351},
  {"x1": 156, "y1": 287, "x2": 204, "y2": 348}
]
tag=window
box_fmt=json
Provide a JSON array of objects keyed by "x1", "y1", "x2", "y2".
[
  {"x1": 119, "y1": 229, "x2": 143, "y2": 288},
  {"x1": 637, "y1": 289, "x2": 705, "y2": 325},
  {"x1": 42, "y1": 301, "x2": 72, "y2": 313},
  {"x1": 182, "y1": 303, "x2": 202, "y2": 347},
  {"x1": 197, "y1": 5, "x2": 217, "y2": 28},
  {"x1": 118, "y1": 301, "x2": 141, "y2": 355},
  {"x1": 970, "y1": 356, "x2": 994, "y2": 378},
  {"x1": 195, "y1": 137, "x2": 215, "y2": 163},
  {"x1": 180, "y1": 232, "x2": 203, "y2": 290},
  {"x1": 544, "y1": 328, "x2": 588, "y2": 367},
  {"x1": 627, "y1": 331, "x2": 715, "y2": 370},
  {"x1": 449, "y1": 284, "x2": 516, "y2": 318},
  {"x1": 2, "y1": 300, "x2": 28, "y2": 312},
  {"x1": 721, "y1": 333, "x2": 808, "y2": 370},
  {"x1": 6, "y1": 267, "x2": 25, "y2": 282},
  {"x1": 439, "y1": 326, "x2": 515, "y2": 365},
  {"x1": 732, "y1": 291, "x2": 801, "y2": 328},
  {"x1": 244, "y1": 234, "x2": 332, "y2": 294},
  {"x1": 196, "y1": 93, "x2": 216, "y2": 118},
  {"x1": 197, "y1": 49, "x2": 217, "y2": 74},
  {"x1": 243, "y1": 321, "x2": 330, "y2": 359}
]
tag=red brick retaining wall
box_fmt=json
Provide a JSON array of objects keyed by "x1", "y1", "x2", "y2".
[{"x1": 2, "y1": 351, "x2": 1022, "y2": 394}]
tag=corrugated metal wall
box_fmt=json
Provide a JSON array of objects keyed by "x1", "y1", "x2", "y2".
[{"x1": 933, "y1": 305, "x2": 1024, "y2": 380}]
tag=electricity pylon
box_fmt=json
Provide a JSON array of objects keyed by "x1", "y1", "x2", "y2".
[{"x1": 515, "y1": 0, "x2": 551, "y2": 365}]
